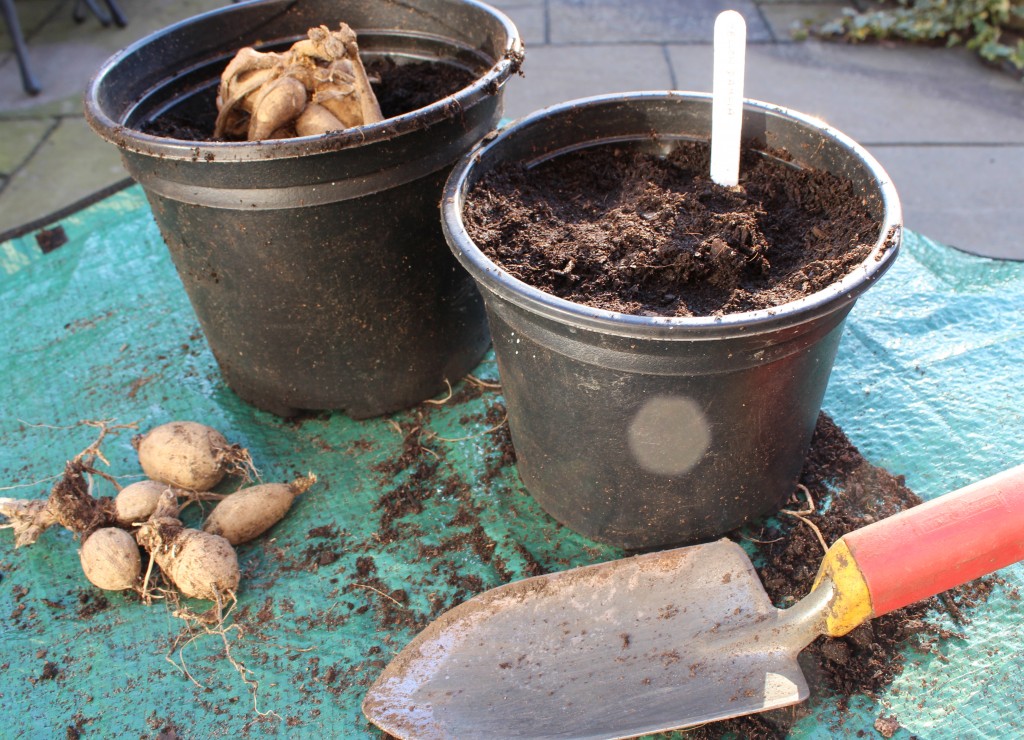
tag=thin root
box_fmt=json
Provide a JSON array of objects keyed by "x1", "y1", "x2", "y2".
[
  {"x1": 464, "y1": 374, "x2": 502, "y2": 390},
  {"x1": 166, "y1": 591, "x2": 280, "y2": 718},
  {"x1": 739, "y1": 530, "x2": 785, "y2": 545},
  {"x1": 422, "y1": 379, "x2": 454, "y2": 406},
  {"x1": 351, "y1": 582, "x2": 404, "y2": 607},
  {"x1": 75, "y1": 419, "x2": 139, "y2": 467},
  {"x1": 219, "y1": 445, "x2": 261, "y2": 484},
  {"x1": 175, "y1": 490, "x2": 231, "y2": 518},
  {"x1": 427, "y1": 413, "x2": 508, "y2": 444},
  {"x1": 0, "y1": 475, "x2": 62, "y2": 492},
  {"x1": 780, "y1": 483, "x2": 829, "y2": 554},
  {"x1": 138, "y1": 550, "x2": 159, "y2": 604}
]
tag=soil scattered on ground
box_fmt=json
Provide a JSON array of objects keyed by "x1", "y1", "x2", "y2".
[
  {"x1": 690, "y1": 413, "x2": 995, "y2": 738},
  {"x1": 464, "y1": 141, "x2": 885, "y2": 317},
  {"x1": 352, "y1": 389, "x2": 995, "y2": 740},
  {"x1": 359, "y1": 396, "x2": 995, "y2": 737},
  {"x1": 35, "y1": 225, "x2": 68, "y2": 254}
]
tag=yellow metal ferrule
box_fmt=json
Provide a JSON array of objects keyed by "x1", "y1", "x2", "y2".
[{"x1": 811, "y1": 538, "x2": 874, "y2": 637}]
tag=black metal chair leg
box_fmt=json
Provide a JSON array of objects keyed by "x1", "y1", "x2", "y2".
[
  {"x1": 73, "y1": 0, "x2": 113, "y2": 27},
  {"x1": 1, "y1": 0, "x2": 42, "y2": 95},
  {"x1": 104, "y1": 0, "x2": 128, "y2": 28}
]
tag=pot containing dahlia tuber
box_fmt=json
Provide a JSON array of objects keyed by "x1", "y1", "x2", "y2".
[
  {"x1": 442, "y1": 92, "x2": 901, "y2": 550},
  {"x1": 85, "y1": 0, "x2": 523, "y2": 417}
]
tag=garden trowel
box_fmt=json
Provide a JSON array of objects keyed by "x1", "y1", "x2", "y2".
[{"x1": 363, "y1": 465, "x2": 1024, "y2": 739}]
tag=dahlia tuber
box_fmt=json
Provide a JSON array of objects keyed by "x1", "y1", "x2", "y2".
[
  {"x1": 214, "y1": 23, "x2": 384, "y2": 141},
  {"x1": 133, "y1": 421, "x2": 254, "y2": 492}
]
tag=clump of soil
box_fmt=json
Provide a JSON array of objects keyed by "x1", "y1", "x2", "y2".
[
  {"x1": 140, "y1": 59, "x2": 475, "y2": 141},
  {"x1": 35, "y1": 225, "x2": 68, "y2": 254},
  {"x1": 754, "y1": 414, "x2": 935, "y2": 699},
  {"x1": 463, "y1": 142, "x2": 885, "y2": 317},
  {"x1": 481, "y1": 402, "x2": 516, "y2": 484},
  {"x1": 691, "y1": 413, "x2": 994, "y2": 738},
  {"x1": 362, "y1": 398, "x2": 996, "y2": 737}
]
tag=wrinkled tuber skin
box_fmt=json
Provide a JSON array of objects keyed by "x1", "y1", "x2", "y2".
[
  {"x1": 80, "y1": 527, "x2": 142, "y2": 591},
  {"x1": 133, "y1": 421, "x2": 253, "y2": 492},
  {"x1": 136, "y1": 490, "x2": 240, "y2": 601},
  {"x1": 214, "y1": 23, "x2": 384, "y2": 141},
  {"x1": 202, "y1": 474, "x2": 316, "y2": 545},
  {"x1": 115, "y1": 479, "x2": 173, "y2": 527}
]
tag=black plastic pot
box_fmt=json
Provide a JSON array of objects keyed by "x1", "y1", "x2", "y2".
[
  {"x1": 443, "y1": 92, "x2": 902, "y2": 550},
  {"x1": 85, "y1": 0, "x2": 522, "y2": 418}
]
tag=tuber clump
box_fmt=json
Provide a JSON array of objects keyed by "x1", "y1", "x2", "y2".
[
  {"x1": 3, "y1": 420, "x2": 312, "y2": 606},
  {"x1": 2, "y1": 419, "x2": 317, "y2": 707},
  {"x1": 133, "y1": 421, "x2": 253, "y2": 492},
  {"x1": 80, "y1": 527, "x2": 142, "y2": 591},
  {"x1": 214, "y1": 23, "x2": 383, "y2": 141},
  {"x1": 202, "y1": 475, "x2": 316, "y2": 545}
]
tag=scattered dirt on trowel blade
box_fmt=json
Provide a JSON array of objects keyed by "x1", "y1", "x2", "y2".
[{"x1": 688, "y1": 412, "x2": 999, "y2": 739}]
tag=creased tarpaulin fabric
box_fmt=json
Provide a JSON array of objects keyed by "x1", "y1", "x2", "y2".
[{"x1": 0, "y1": 185, "x2": 1021, "y2": 737}]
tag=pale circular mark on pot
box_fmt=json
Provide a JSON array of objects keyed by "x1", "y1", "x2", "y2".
[{"x1": 627, "y1": 396, "x2": 711, "y2": 476}]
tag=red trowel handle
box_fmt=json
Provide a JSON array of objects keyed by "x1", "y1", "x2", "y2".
[{"x1": 843, "y1": 464, "x2": 1024, "y2": 619}]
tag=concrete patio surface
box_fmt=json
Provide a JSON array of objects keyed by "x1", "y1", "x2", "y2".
[{"x1": 1, "y1": 0, "x2": 1021, "y2": 258}]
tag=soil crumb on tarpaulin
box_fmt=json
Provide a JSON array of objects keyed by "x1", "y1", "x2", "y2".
[
  {"x1": 463, "y1": 141, "x2": 883, "y2": 317},
  {"x1": 354, "y1": 403, "x2": 997, "y2": 740},
  {"x1": 690, "y1": 413, "x2": 996, "y2": 739}
]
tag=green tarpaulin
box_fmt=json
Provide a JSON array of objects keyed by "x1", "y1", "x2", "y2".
[{"x1": 1, "y1": 185, "x2": 1021, "y2": 738}]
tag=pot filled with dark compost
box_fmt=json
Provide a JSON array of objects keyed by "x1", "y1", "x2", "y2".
[
  {"x1": 85, "y1": 0, "x2": 523, "y2": 418},
  {"x1": 442, "y1": 92, "x2": 901, "y2": 550}
]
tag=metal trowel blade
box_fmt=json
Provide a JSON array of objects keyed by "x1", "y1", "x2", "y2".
[{"x1": 362, "y1": 539, "x2": 810, "y2": 739}]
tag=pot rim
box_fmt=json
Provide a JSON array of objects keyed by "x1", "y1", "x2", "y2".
[
  {"x1": 84, "y1": 0, "x2": 524, "y2": 162},
  {"x1": 442, "y1": 91, "x2": 903, "y2": 340}
]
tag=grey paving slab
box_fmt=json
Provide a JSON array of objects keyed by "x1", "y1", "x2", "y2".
[
  {"x1": 0, "y1": 117, "x2": 50, "y2": 173},
  {"x1": 1, "y1": 0, "x2": 226, "y2": 112},
  {"x1": 548, "y1": 0, "x2": 771, "y2": 44},
  {"x1": 0, "y1": 115, "x2": 124, "y2": 234},
  {"x1": 0, "y1": 0, "x2": 64, "y2": 54},
  {"x1": 30, "y1": 0, "x2": 225, "y2": 46},
  {"x1": 489, "y1": 3, "x2": 547, "y2": 47},
  {"x1": 501, "y1": 44, "x2": 675, "y2": 119},
  {"x1": 869, "y1": 144, "x2": 1024, "y2": 260},
  {"x1": 667, "y1": 41, "x2": 1024, "y2": 144},
  {"x1": 489, "y1": 0, "x2": 545, "y2": 7},
  {"x1": 0, "y1": 38, "x2": 113, "y2": 113},
  {"x1": 757, "y1": 2, "x2": 847, "y2": 41}
]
